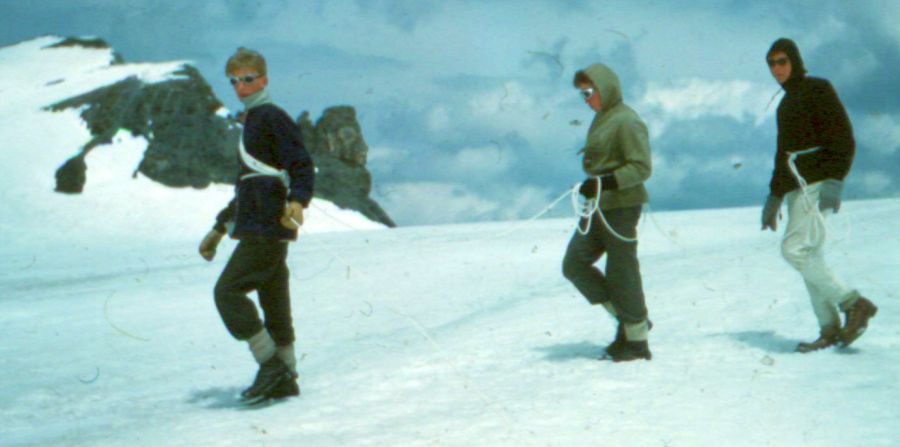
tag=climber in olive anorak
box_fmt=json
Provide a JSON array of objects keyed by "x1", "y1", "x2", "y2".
[{"x1": 562, "y1": 63, "x2": 653, "y2": 362}]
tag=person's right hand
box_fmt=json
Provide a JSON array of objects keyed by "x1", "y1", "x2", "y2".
[
  {"x1": 761, "y1": 195, "x2": 783, "y2": 231},
  {"x1": 199, "y1": 230, "x2": 224, "y2": 261},
  {"x1": 579, "y1": 177, "x2": 598, "y2": 199}
]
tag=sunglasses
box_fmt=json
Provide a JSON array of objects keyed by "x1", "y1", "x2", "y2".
[
  {"x1": 767, "y1": 57, "x2": 790, "y2": 68},
  {"x1": 229, "y1": 74, "x2": 261, "y2": 86},
  {"x1": 579, "y1": 87, "x2": 596, "y2": 100}
]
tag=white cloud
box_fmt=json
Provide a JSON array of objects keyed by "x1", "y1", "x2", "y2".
[
  {"x1": 858, "y1": 171, "x2": 894, "y2": 195},
  {"x1": 494, "y1": 184, "x2": 560, "y2": 222},
  {"x1": 463, "y1": 80, "x2": 575, "y2": 145},
  {"x1": 645, "y1": 153, "x2": 691, "y2": 201},
  {"x1": 857, "y1": 114, "x2": 900, "y2": 155},
  {"x1": 451, "y1": 145, "x2": 513, "y2": 176},
  {"x1": 375, "y1": 182, "x2": 499, "y2": 225},
  {"x1": 428, "y1": 105, "x2": 450, "y2": 132},
  {"x1": 374, "y1": 181, "x2": 564, "y2": 225},
  {"x1": 469, "y1": 81, "x2": 536, "y2": 117},
  {"x1": 367, "y1": 145, "x2": 405, "y2": 162},
  {"x1": 639, "y1": 78, "x2": 776, "y2": 138}
]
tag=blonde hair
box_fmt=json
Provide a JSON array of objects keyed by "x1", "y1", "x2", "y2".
[{"x1": 225, "y1": 47, "x2": 267, "y2": 76}]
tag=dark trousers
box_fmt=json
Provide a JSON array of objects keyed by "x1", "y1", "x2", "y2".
[
  {"x1": 561, "y1": 206, "x2": 647, "y2": 324},
  {"x1": 214, "y1": 238, "x2": 294, "y2": 345}
]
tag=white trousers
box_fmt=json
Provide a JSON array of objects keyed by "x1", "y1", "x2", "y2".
[{"x1": 781, "y1": 181, "x2": 858, "y2": 328}]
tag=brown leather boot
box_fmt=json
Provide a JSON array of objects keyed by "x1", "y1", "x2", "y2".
[
  {"x1": 840, "y1": 297, "x2": 878, "y2": 347},
  {"x1": 796, "y1": 326, "x2": 840, "y2": 353}
]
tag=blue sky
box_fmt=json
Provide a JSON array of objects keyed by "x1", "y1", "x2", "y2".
[{"x1": 3, "y1": 0, "x2": 898, "y2": 225}]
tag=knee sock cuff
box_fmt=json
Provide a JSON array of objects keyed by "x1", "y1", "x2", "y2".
[
  {"x1": 276, "y1": 344, "x2": 297, "y2": 374},
  {"x1": 248, "y1": 329, "x2": 276, "y2": 364},
  {"x1": 624, "y1": 320, "x2": 649, "y2": 341}
]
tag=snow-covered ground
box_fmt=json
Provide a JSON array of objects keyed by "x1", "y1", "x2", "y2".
[
  {"x1": 1, "y1": 198, "x2": 898, "y2": 447},
  {"x1": 2, "y1": 36, "x2": 899, "y2": 447}
]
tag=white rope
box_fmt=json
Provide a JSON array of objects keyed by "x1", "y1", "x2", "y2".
[
  {"x1": 310, "y1": 201, "x2": 364, "y2": 231},
  {"x1": 484, "y1": 188, "x2": 572, "y2": 239},
  {"x1": 571, "y1": 176, "x2": 638, "y2": 243},
  {"x1": 786, "y1": 147, "x2": 851, "y2": 243},
  {"x1": 238, "y1": 135, "x2": 290, "y2": 188},
  {"x1": 786, "y1": 147, "x2": 824, "y2": 217}
]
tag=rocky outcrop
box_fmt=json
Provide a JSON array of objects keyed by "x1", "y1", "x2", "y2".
[
  {"x1": 49, "y1": 66, "x2": 240, "y2": 191},
  {"x1": 298, "y1": 107, "x2": 396, "y2": 228},
  {"x1": 46, "y1": 37, "x2": 124, "y2": 63},
  {"x1": 47, "y1": 38, "x2": 394, "y2": 227}
]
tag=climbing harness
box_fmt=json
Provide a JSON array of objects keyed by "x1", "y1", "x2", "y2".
[
  {"x1": 786, "y1": 146, "x2": 823, "y2": 214},
  {"x1": 784, "y1": 146, "x2": 852, "y2": 242},
  {"x1": 238, "y1": 134, "x2": 290, "y2": 188}
]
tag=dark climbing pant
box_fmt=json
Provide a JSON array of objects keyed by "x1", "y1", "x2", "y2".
[
  {"x1": 562, "y1": 206, "x2": 647, "y2": 324},
  {"x1": 214, "y1": 238, "x2": 294, "y2": 345}
]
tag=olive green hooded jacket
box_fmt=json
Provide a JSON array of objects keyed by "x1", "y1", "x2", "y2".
[{"x1": 579, "y1": 63, "x2": 651, "y2": 210}]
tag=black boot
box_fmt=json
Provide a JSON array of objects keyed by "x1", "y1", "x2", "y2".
[
  {"x1": 611, "y1": 340, "x2": 652, "y2": 362},
  {"x1": 840, "y1": 297, "x2": 878, "y2": 347},
  {"x1": 268, "y1": 378, "x2": 301, "y2": 399},
  {"x1": 795, "y1": 326, "x2": 840, "y2": 353},
  {"x1": 603, "y1": 320, "x2": 653, "y2": 359},
  {"x1": 241, "y1": 355, "x2": 294, "y2": 403},
  {"x1": 604, "y1": 322, "x2": 626, "y2": 358}
]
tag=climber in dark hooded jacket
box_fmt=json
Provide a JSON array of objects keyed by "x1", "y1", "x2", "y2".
[{"x1": 761, "y1": 38, "x2": 877, "y2": 353}]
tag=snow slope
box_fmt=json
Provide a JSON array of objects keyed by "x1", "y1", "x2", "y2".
[
  {"x1": 1, "y1": 198, "x2": 898, "y2": 447},
  {"x1": 0, "y1": 36, "x2": 384, "y2": 261}
]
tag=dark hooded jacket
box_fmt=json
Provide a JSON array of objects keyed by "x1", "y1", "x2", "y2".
[{"x1": 768, "y1": 38, "x2": 855, "y2": 197}]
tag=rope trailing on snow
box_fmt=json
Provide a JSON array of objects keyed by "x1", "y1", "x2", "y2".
[
  {"x1": 103, "y1": 292, "x2": 149, "y2": 342},
  {"x1": 310, "y1": 201, "x2": 366, "y2": 231},
  {"x1": 296, "y1": 226, "x2": 535, "y2": 445}
]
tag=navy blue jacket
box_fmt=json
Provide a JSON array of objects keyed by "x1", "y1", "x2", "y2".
[
  {"x1": 214, "y1": 104, "x2": 315, "y2": 241},
  {"x1": 769, "y1": 76, "x2": 855, "y2": 197}
]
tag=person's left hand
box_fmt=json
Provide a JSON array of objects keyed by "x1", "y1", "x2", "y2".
[
  {"x1": 198, "y1": 229, "x2": 224, "y2": 261},
  {"x1": 281, "y1": 201, "x2": 304, "y2": 230},
  {"x1": 819, "y1": 179, "x2": 843, "y2": 213}
]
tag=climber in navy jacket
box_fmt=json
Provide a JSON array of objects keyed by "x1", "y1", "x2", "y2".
[{"x1": 198, "y1": 47, "x2": 314, "y2": 403}]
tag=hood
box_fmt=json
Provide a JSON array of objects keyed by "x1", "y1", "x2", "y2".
[
  {"x1": 767, "y1": 37, "x2": 807, "y2": 85},
  {"x1": 583, "y1": 63, "x2": 623, "y2": 113}
]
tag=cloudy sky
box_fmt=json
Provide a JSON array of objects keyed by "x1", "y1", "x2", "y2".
[{"x1": 3, "y1": 0, "x2": 898, "y2": 225}]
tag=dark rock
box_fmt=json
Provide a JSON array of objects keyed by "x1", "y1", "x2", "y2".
[
  {"x1": 54, "y1": 153, "x2": 87, "y2": 194},
  {"x1": 43, "y1": 36, "x2": 124, "y2": 63},
  {"x1": 46, "y1": 41, "x2": 394, "y2": 227},
  {"x1": 48, "y1": 66, "x2": 240, "y2": 189},
  {"x1": 298, "y1": 108, "x2": 396, "y2": 227},
  {"x1": 45, "y1": 36, "x2": 110, "y2": 49}
]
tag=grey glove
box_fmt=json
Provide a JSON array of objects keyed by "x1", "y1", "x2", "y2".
[
  {"x1": 818, "y1": 179, "x2": 843, "y2": 213},
  {"x1": 761, "y1": 195, "x2": 783, "y2": 231}
]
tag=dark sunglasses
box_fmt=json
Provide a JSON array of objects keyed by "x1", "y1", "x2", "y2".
[
  {"x1": 767, "y1": 57, "x2": 790, "y2": 68},
  {"x1": 579, "y1": 87, "x2": 596, "y2": 100},
  {"x1": 229, "y1": 74, "x2": 261, "y2": 86}
]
